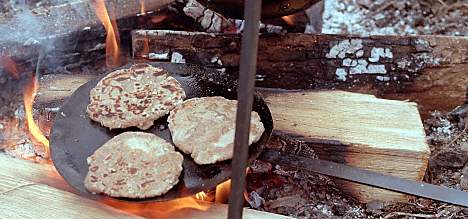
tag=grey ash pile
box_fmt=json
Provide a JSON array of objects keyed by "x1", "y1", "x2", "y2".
[{"x1": 322, "y1": 0, "x2": 468, "y2": 36}]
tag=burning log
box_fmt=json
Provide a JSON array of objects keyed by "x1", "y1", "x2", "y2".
[
  {"x1": 0, "y1": 0, "x2": 173, "y2": 48},
  {"x1": 34, "y1": 74, "x2": 429, "y2": 203},
  {"x1": 0, "y1": 0, "x2": 174, "y2": 74},
  {"x1": 0, "y1": 154, "x2": 290, "y2": 218},
  {"x1": 132, "y1": 30, "x2": 468, "y2": 118}
]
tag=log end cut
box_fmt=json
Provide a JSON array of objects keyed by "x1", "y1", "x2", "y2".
[{"x1": 262, "y1": 89, "x2": 430, "y2": 203}]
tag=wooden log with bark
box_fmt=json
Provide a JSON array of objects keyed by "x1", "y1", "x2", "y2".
[
  {"x1": 132, "y1": 30, "x2": 468, "y2": 119},
  {"x1": 35, "y1": 74, "x2": 429, "y2": 203},
  {"x1": 0, "y1": 154, "x2": 290, "y2": 219}
]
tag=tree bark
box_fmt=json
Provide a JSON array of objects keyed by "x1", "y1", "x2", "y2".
[{"x1": 133, "y1": 30, "x2": 468, "y2": 118}]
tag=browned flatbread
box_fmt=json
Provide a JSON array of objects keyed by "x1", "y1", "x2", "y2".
[
  {"x1": 84, "y1": 132, "x2": 183, "y2": 198},
  {"x1": 167, "y1": 96, "x2": 265, "y2": 165},
  {"x1": 87, "y1": 63, "x2": 185, "y2": 129}
]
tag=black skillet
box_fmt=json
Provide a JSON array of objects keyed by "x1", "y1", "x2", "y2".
[{"x1": 49, "y1": 62, "x2": 273, "y2": 202}]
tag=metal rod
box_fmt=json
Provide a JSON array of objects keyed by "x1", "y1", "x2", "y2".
[
  {"x1": 260, "y1": 150, "x2": 468, "y2": 208},
  {"x1": 228, "y1": 0, "x2": 262, "y2": 219}
]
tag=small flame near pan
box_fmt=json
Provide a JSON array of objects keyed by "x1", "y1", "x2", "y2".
[
  {"x1": 0, "y1": 57, "x2": 50, "y2": 160},
  {"x1": 23, "y1": 73, "x2": 50, "y2": 158}
]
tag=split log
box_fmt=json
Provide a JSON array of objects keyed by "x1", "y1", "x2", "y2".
[
  {"x1": 0, "y1": 156, "x2": 140, "y2": 218},
  {"x1": 0, "y1": 155, "x2": 290, "y2": 219},
  {"x1": 132, "y1": 30, "x2": 468, "y2": 118},
  {"x1": 36, "y1": 74, "x2": 96, "y2": 106},
  {"x1": 261, "y1": 89, "x2": 429, "y2": 202},
  {"x1": 36, "y1": 74, "x2": 429, "y2": 203}
]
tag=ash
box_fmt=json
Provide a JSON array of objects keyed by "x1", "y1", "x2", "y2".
[
  {"x1": 370, "y1": 110, "x2": 468, "y2": 218},
  {"x1": 248, "y1": 136, "x2": 366, "y2": 218},
  {"x1": 322, "y1": 0, "x2": 468, "y2": 36}
]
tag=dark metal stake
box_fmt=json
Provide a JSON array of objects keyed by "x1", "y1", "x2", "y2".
[
  {"x1": 260, "y1": 150, "x2": 468, "y2": 208},
  {"x1": 228, "y1": 0, "x2": 262, "y2": 219}
]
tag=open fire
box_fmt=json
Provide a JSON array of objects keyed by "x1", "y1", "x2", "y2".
[
  {"x1": 0, "y1": 57, "x2": 235, "y2": 218},
  {"x1": 0, "y1": 56, "x2": 50, "y2": 160},
  {"x1": 93, "y1": 0, "x2": 121, "y2": 68},
  {"x1": 1, "y1": 0, "x2": 467, "y2": 218},
  {"x1": 102, "y1": 181, "x2": 233, "y2": 218},
  {"x1": 0, "y1": 1, "x2": 241, "y2": 216},
  {"x1": 23, "y1": 73, "x2": 49, "y2": 158}
]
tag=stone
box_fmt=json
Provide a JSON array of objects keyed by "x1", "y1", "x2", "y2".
[
  {"x1": 246, "y1": 191, "x2": 265, "y2": 208},
  {"x1": 366, "y1": 200, "x2": 385, "y2": 213},
  {"x1": 460, "y1": 142, "x2": 468, "y2": 152},
  {"x1": 453, "y1": 172, "x2": 461, "y2": 180},
  {"x1": 460, "y1": 175, "x2": 468, "y2": 191},
  {"x1": 432, "y1": 150, "x2": 468, "y2": 168},
  {"x1": 250, "y1": 160, "x2": 273, "y2": 174},
  {"x1": 461, "y1": 169, "x2": 468, "y2": 192}
]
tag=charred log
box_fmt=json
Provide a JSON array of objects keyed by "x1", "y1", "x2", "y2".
[{"x1": 132, "y1": 30, "x2": 468, "y2": 118}]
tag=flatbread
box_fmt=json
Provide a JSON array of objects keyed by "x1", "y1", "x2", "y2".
[
  {"x1": 84, "y1": 132, "x2": 183, "y2": 198},
  {"x1": 87, "y1": 63, "x2": 185, "y2": 129},
  {"x1": 168, "y1": 96, "x2": 265, "y2": 164}
]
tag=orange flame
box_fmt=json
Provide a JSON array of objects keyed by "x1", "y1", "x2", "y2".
[
  {"x1": 103, "y1": 197, "x2": 211, "y2": 218},
  {"x1": 281, "y1": 15, "x2": 295, "y2": 26},
  {"x1": 193, "y1": 180, "x2": 232, "y2": 203},
  {"x1": 195, "y1": 191, "x2": 209, "y2": 201},
  {"x1": 215, "y1": 180, "x2": 231, "y2": 203},
  {"x1": 140, "y1": 0, "x2": 146, "y2": 15},
  {"x1": 23, "y1": 74, "x2": 50, "y2": 157},
  {"x1": 93, "y1": 0, "x2": 121, "y2": 68},
  {"x1": 0, "y1": 56, "x2": 20, "y2": 79}
]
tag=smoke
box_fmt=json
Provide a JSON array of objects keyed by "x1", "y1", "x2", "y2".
[
  {"x1": 0, "y1": 0, "x2": 88, "y2": 73},
  {"x1": 0, "y1": 6, "x2": 44, "y2": 44},
  {"x1": 0, "y1": 1, "x2": 77, "y2": 117}
]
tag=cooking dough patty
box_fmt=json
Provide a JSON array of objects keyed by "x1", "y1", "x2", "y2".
[
  {"x1": 84, "y1": 132, "x2": 184, "y2": 198},
  {"x1": 87, "y1": 63, "x2": 185, "y2": 129},
  {"x1": 168, "y1": 96, "x2": 265, "y2": 165}
]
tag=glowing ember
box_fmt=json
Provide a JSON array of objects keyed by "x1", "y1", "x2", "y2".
[
  {"x1": 23, "y1": 74, "x2": 50, "y2": 158},
  {"x1": 281, "y1": 15, "x2": 295, "y2": 26},
  {"x1": 93, "y1": 0, "x2": 121, "y2": 68},
  {"x1": 195, "y1": 191, "x2": 209, "y2": 201},
  {"x1": 0, "y1": 58, "x2": 50, "y2": 160},
  {"x1": 0, "y1": 56, "x2": 20, "y2": 79}
]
